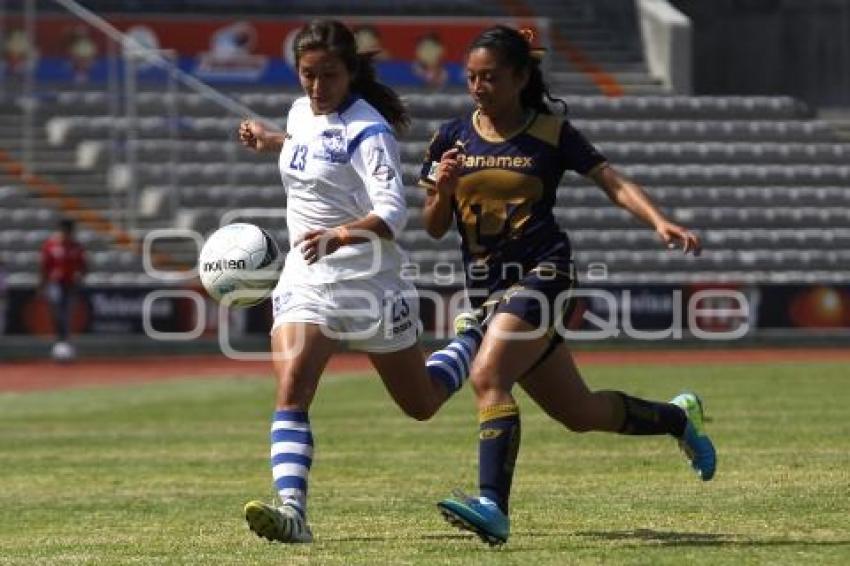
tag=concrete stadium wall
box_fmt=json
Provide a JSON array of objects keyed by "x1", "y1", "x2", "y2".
[
  {"x1": 672, "y1": 0, "x2": 850, "y2": 107},
  {"x1": 587, "y1": 0, "x2": 643, "y2": 54},
  {"x1": 637, "y1": 0, "x2": 693, "y2": 94}
]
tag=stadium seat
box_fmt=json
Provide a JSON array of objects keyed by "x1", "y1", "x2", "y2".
[{"x1": 21, "y1": 77, "x2": 850, "y2": 286}]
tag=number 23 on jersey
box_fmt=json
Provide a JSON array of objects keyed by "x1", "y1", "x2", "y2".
[{"x1": 290, "y1": 144, "x2": 308, "y2": 171}]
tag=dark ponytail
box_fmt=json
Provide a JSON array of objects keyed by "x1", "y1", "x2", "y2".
[
  {"x1": 468, "y1": 25, "x2": 568, "y2": 116},
  {"x1": 293, "y1": 20, "x2": 410, "y2": 132},
  {"x1": 350, "y1": 52, "x2": 410, "y2": 132}
]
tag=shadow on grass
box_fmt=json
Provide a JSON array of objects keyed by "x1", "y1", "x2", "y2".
[
  {"x1": 322, "y1": 533, "x2": 474, "y2": 543},
  {"x1": 575, "y1": 529, "x2": 850, "y2": 547},
  {"x1": 322, "y1": 529, "x2": 850, "y2": 547}
]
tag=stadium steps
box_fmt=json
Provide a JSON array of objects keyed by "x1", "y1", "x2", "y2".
[
  {"x1": 556, "y1": 186, "x2": 850, "y2": 207},
  {"x1": 0, "y1": 144, "x2": 79, "y2": 170},
  {"x1": 0, "y1": 107, "x2": 141, "y2": 234},
  {"x1": 39, "y1": 90, "x2": 812, "y2": 121},
  {"x1": 5, "y1": 75, "x2": 850, "y2": 284},
  {"x1": 403, "y1": 246, "x2": 850, "y2": 274},
  {"x1": 0, "y1": 123, "x2": 146, "y2": 279},
  {"x1": 548, "y1": 71, "x2": 663, "y2": 89},
  {"x1": 518, "y1": 0, "x2": 664, "y2": 95},
  {"x1": 0, "y1": 126, "x2": 49, "y2": 141}
]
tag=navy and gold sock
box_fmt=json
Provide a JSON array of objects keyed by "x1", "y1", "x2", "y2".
[
  {"x1": 609, "y1": 391, "x2": 687, "y2": 437},
  {"x1": 478, "y1": 402, "x2": 521, "y2": 514}
]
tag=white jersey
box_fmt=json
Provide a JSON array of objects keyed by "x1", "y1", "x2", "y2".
[{"x1": 279, "y1": 96, "x2": 408, "y2": 283}]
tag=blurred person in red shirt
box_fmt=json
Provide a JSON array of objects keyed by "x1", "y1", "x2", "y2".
[{"x1": 40, "y1": 218, "x2": 86, "y2": 347}]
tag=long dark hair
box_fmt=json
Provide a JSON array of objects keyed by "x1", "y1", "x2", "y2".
[
  {"x1": 293, "y1": 20, "x2": 410, "y2": 131},
  {"x1": 467, "y1": 25, "x2": 568, "y2": 115}
]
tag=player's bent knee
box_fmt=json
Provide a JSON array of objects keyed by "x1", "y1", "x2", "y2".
[
  {"x1": 469, "y1": 378, "x2": 512, "y2": 408},
  {"x1": 406, "y1": 406, "x2": 437, "y2": 422},
  {"x1": 396, "y1": 400, "x2": 438, "y2": 421},
  {"x1": 562, "y1": 418, "x2": 594, "y2": 433},
  {"x1": 469, "y1": 374, "x2": 498, "y2": 397}
]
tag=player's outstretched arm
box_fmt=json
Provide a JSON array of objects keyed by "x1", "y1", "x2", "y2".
[
  {"x1": 238, "y1": 119, "x2": 286, "y2": 153},
  {"x1": 589, "y1": 163, "x2": 702, "y2": 255}
]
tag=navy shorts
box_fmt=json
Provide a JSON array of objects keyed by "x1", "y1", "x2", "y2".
[{"x1": 471, "y1": 261, "x2": 578, "y2": 353}]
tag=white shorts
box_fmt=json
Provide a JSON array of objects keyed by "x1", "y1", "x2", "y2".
[{"x1": 270, "y1": 272, "x2": 419, "y2": 354}]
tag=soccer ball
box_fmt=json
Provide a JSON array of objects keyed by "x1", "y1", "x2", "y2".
[{"x1": 198, "y1": 223, "x2": 283, "y2": 308}]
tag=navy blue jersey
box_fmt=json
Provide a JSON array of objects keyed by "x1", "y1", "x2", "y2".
[{"x1": 419, "y1": 110, "x2": 607, "y2": 293}]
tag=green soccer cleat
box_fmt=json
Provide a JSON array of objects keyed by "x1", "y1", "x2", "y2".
[
  {"x1": 437, "y1": 491, "x2": 509, "y2": 546},
  {"x1": 244, "y1": 500, "x2": 313, "y2": 543},
  {"x1": 670, "y1": 392, "x2": 717, "y2": 481}
]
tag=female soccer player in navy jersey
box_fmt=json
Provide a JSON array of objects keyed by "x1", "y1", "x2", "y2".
[
  {"x1": 236, "y1": 19, "x2": 483, "y2": 543},
  {"x1": 419, "y1": 26, "x2": 716, "y2": 545}
]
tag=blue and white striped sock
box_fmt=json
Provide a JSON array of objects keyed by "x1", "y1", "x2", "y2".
[
  {"x1": 426, "y1": 330, "x2": 482, "y2": 395},
  {"x1": 270, "y1": 409, "x2": 313, "y2": 514}
]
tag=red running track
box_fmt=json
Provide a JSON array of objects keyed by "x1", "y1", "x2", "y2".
[{"x1": 1, "y1": 348, "x2": 849, "y2": 393}]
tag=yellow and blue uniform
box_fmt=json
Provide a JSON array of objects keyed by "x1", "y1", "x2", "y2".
[
  {"x1": 429, "y1": 113, "x2": 717, "y2": 547},
  {"x1": 419, "y1": 110, "x2": 607, "y2": 339}
]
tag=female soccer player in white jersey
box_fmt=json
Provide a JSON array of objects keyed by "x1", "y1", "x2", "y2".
[{"x1": 237, "y1": 20, "x2": 483, "y2": 543}]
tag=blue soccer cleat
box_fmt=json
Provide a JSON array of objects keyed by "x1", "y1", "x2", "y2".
[
  {"x1": 437, "y1": 490, "x2": 509, "y2": 546},
  {"x1": 244, "y1": 499, "x2": 313, "y2": 543},
  {"x1": 670, "y1": 392, "x2": 717, "y2": 481}
]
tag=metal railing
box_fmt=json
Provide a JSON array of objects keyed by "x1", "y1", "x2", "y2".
[{"x1": 10, "y1": 0, "x2": 278, "y2": 235}]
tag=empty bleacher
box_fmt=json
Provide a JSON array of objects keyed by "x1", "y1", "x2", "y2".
[
  {"x1": 3, "y1": 87, "x2": 850, "y2": 288},
  {"x1": 2, "y1": 0, "x2": 849, "y2": 290}
]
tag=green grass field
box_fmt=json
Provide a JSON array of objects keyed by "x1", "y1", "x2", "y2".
[{"x1": 1, "y1": 361, "x2": 849, "y2": 565}]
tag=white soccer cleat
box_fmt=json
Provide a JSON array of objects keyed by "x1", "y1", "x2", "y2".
[
  {"x1": 244, "y1": 500, "x2": 313, "y2": 543},
  {"x1": 453, "y1": 312, "x2": 483, "y2": 339}
]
